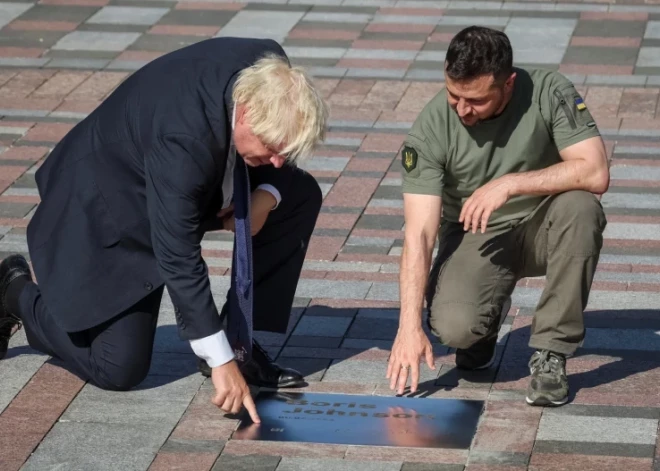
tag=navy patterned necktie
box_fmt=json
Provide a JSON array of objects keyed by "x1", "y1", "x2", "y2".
[{"x1": 227, "y1": 142, "x2": 253, "y2": 364}]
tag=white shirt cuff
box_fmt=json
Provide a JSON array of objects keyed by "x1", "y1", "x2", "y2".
[
  {"x1": 189, "y1": 330, "x2": 235, "y2": 368},
  {"x1": 256, "y1": 184, "x2": 281, "y2": 210}
]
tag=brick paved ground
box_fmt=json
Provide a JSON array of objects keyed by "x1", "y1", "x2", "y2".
[{"x1": 1, "y1": 0, "x2": 660, "y2": 469}]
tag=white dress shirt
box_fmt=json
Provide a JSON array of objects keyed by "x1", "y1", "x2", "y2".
[{"x1": 188, "y1": 105, "x2": 281, "y2": 368}]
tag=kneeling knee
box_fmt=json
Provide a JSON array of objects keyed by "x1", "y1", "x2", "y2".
[
  {"x1": 554, "y1": 191, "x2": 606, "y2": 229},
  {"x1": 93, "y1": 361, "x2": 150, "y2": 391},
  {"x1": 428, "y1": 306, "x2": 488, "y2": 349}
]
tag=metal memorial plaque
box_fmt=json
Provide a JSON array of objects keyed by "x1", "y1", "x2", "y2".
[{"x1": 233, "y1": 391, "x2": 484, "y2": 448}]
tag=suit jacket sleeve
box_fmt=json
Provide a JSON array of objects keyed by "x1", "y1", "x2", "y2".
[{"x1": 145, "y1": 132, "x2": 222, "y2": 340}]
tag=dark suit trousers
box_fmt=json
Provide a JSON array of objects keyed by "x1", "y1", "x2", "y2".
[{"x1": 18, "y1": 168, "x2": 322, "y2": 390}]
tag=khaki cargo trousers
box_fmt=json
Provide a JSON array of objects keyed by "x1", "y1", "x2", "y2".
[{"x1": 424, "y1": 190, "x2": 607, "y2": 356}]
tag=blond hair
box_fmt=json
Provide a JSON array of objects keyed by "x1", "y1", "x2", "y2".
[{"x1": 232, "y1": 53, "x2": 329, "y2": 163}]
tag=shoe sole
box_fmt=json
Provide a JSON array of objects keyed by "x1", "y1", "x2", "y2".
[{"x1": 525, "y1": 395, "x2": 568, "y2": 407}]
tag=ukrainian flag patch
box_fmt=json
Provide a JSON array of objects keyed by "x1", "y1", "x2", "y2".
[{"x1": 575, "y1": 97, "x2": 586, "y2": 111}]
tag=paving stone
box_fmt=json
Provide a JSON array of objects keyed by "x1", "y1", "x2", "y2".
[
  {"x1": 293, "y1": 315, "x2": 353, "y2": 337},
  {"x1": 21, "y1": 421, "x2": 171, "y2": 471},
  {"x1": 0, "y1": 3, "x2": 34, "y2": 29},
  {"x1": 15, "y1": 4, "x2": 98, "y2": 22},
  {"x1": 52, "y1": 31, "x2": 141, "y2": 50},
  {"x1": 277, "y1": 458, "x2": 403, "y2": 470},
  {"x1": 86, "y1": 5, "x2": 168, "y2": 24},
  {"x1": 212, "y1": 454, "x2": 281, "y2": 471},
  {"x1": 60, "y1": 373, "x2": 204, "y2": 425},
  {"x1": 159, "y1": 437, "x2": 226, "y2": 454},
  {"x1": 637, "y1": 47, "x2": 660, "y2": 67},
  {"x1": 532, "y1": 440, "x2": 655, "y2": 459},
  {"x1": 157, "y1": 9, "x2": 237, "y2": 26},
  {"x1": 216, "y1": 10, "x2": 304, "y2": 42},
  {"x1": 323, "y1": 358, "x2": 439, "y2": 383},
  {"x1": 0, "y1": 330, "x2": 47, "y2": 414},
  {"x1": 576, "y1": 19, "x2": 646, "y2": 37},
  {"x1": 536, "y1": 414, "x2": 658, "y2": 444}
]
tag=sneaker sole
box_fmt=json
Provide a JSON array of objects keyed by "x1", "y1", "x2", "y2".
[{"x1": 525, "y1": 395, "x2": 568, "y2": 407}]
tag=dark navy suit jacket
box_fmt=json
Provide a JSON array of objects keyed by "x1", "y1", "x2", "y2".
[{"x1": 26, "y1": 37, "x2": 293, "y2": 339}]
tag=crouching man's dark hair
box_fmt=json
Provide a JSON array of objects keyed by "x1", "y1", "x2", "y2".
[{"x1": 445, "y1": 26, "x2": 513, "y2": 83}]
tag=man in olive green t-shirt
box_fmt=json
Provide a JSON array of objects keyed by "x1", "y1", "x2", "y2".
[{"x1": 386, "y1": 26, "x2": 609, "y2": 407}]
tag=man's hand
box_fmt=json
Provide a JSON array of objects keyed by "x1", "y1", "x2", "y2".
[
  {"x1": 459, "y1": 176, "x2": 514, "y2": 234},
  {"x1": 386, "y1": 327, "x2": 435, "y2": 395},
  {"x1": 211, "y1": 360, "x2": 261, "y2": 423},
  {"x1": 221, "y1": 189, "x2": 276, "y2": 236}
]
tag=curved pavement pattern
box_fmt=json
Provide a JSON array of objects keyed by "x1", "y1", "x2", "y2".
[{"x1": 1, "y1": 0, "x2": 660, "y2": 470}]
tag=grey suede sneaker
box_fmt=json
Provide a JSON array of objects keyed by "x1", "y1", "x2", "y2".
[
  {"x1": 526, "y1": 350, "x2": 569, "y2": 406},
  {"x1": 456, "y1": 296, "x2": 511, "y2": 370}
]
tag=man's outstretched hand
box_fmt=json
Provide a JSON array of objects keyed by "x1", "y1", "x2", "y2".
[
  {"x1": 211, "y1": 360, "x2": 261, "y2": 423},
  {"x1": 386, "y1": 327, "x2": 435, "y2": 395}
]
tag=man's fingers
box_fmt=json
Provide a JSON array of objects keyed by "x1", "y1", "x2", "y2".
[
  {"x1": 243, "y1": 393, "x2": 261, "y2": 423},
  {"x1": 220, "y1": 396, "x2": 234, "y2": 413},
  {"x1": 425, "y1": 347, "x2": 435, "y2": 370},
  {"x1": 396, "y1": 367, "x2": 409, "y2": 395},
  {"x1": 471, "y1": 205, "x2": 484, "y2": 234},
  {"x1": 480, "y1": 208, "x2": 492, "y2": 234},
  {"x1": 409, "y1": 363, "x2": 420, "y2": 394}
]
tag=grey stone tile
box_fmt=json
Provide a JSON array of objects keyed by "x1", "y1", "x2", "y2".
[
  {"x1": 293, "y1": 315, "x2": 353, "y2": 337},
  {"x1": 506, "y1": 18, "x2": 576, "y2": 62},
  {"x1": 17, "y1": 4, "x2": 97, "y2": 22},
  {"x1": 160, "y1": 438, "x2": 226, "y2": 454},
  {"x1": 346, "y1": 316, "x2": 398, "y2": 339},
  {"x1": 601, "y1": 192, "x2": 660, "y2": 210},
  {"x1": 581, "y1": 328, "x2": 660, "y2": 351},
  {"x1": 372, "y1": 13, "x2": 442, "y2": 24},
  {"x1": 216, "y1": 11, "x2": 305, "y2": 42},
  {"x1": 344, "y1": 48, "x2": 417, "y2": 60},
  {"x1": 277, "y1": 458, "x2": 403, "y2": 471},
  {"x1": 536, "y1": 414, "x2": 658, "y2": 444},
  {"x1": 611, "y1": 165, "x2": 660, "y2": 181},
  {"x1": 300, "y1": 156, "x2": 350, "y2": 171},
  {"x1": 22, "y1": 421, "x2": 171, "y2": 471},
  {"x1": 438, "y1": 15, "x2": 508, "y2": 25},
  {"x1": 435, "y1": 364, "x2": 497, "y2": 389},
  {"x1": 563, "y1": 46, "x2": 636, "y2": 66},
  {"x1": 213, "y1": 454, "x2": 281, "y2": 471},
  {"x1": 468, "y1": 451, "x2": 530, "y2": 466},
  {"x1": 45, "y1": 58, "x2": 110, "y2": 69},
  {"x1": 284, "y1": 45, "x2": 347, "y2": 58},
  {"x1": 60, "y1": 373, "x2": 204, "y2": 425},
  {"x1": 346, "y1": 68, "x2": 406, "y2": 78},
  {"x1": 647, "y1": 21, "x2": 660, "y2": 39},
  {"x1": 355, "y1": 214, "x2": 403, "y2": 230},
  {"x1": 86, "y1": 5, "x2": 168, "y2": 24},
  {"x1": 542, "y1": 404, "x2": 660, "y2": 419},
  {"x1": 127, "y1": 33, "x2": 204, "y2": 52},
  {"x1": 341, "y1": 245, "x2": 391, "y2": 254},
  {"x1": 637, "y1": 47, "x2": 660, "y2": 67},
  {"x1": 0, "y1": 233, "x2": 28, "y2": 252},
  {"x1": 323, "y1": 358, "x2": 438, "y2": 383},
  {"x1": 533, "y1": 441, "x2": 655, "y2": 459},
  {"x1": 158, "y1": 9, "x2": 237, "y2": 26},
  {"x1": 286, "y1": 336, "x2": 343, "y2": 348},
  {"x1": 283, "y1": 38, "x2": 354, "y2": 48},
  {"x1": 406, "y1": 68, "x2": 445, "y2": 80},
  {"x1": 575, "y1": 19, "x2": 646, "y2": 37},
  {"x1": 0, "y1": 57, "x2": 50, "y2": 67},
  {"x1": 346, "y1": 236, "x2": 396, "y2": 247},
  {"x1": 415, "y1": 50, "x2": 446, "y2": 62},
  {"x1": 0, "y1": 201, "x2": 35, "y2": 218},
  {"x1": 603, "y1": 222, "x2": 660, "y2": 240},
  {"x1": 308, "y1": 66, "x2": 347, "y2": 77},
  {"x1": 585, "y1": 74, "x2": 647, "y2": 86},
  {"x1": 366, "y1": 282, "x2": 399, "y2": 301},
  {"x1": 52, "y1": 31, "x2": 142, "y2": 51},
  {"x1": 0, "y1": 2, "x2": 31, "y2": 28},
  {"x1": 303, "y1": 11, "x2": 372, "y2": 22},
  {"x1": 45, "y1": 49, "x2": 119, "y2": 59},
  {"x1": 294, "y1": 279, "x2": 372, "y2": 300}
]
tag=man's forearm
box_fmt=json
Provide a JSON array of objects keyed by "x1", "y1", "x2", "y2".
[
  {"x1": 506, "y1": 159, "x2": 609, "y2": 197},
  {"x1": 398, "y1": 235, "x2": 434, "y2": 332}
]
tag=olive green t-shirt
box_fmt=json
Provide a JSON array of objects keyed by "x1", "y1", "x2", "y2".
[{"x1": 400, "y1": 67, "x2": 601, "y2": 229}]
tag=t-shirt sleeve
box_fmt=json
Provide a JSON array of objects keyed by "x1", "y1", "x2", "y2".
[
  {"x1": 400, "y1": 130, "x2": 445, "y2": 197},
  {"x1": 548, "y1": 80, "x2": 601, "y2": 151}
]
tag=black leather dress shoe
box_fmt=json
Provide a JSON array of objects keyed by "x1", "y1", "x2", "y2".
[
  {"x1": 198, "y1": 340, "x2": 305, "y2": 388},
  {"x1": 0, "y1": 254, "x2": 32, "y2": 360}
]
